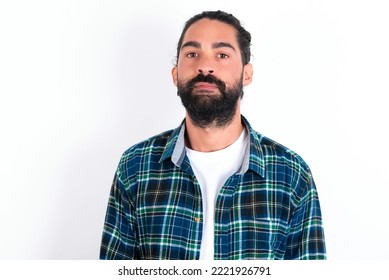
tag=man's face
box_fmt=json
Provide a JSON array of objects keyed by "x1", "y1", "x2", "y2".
[{"x1": 172, "y1": 19, "x2": 253, "y2": 128}]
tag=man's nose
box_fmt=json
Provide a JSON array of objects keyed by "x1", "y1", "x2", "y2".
[
  {"x1": 198, "y1": 68, "x2": 214, "y2": 74},
  {"x1": 197, "y1": 57, "x2": 214, "y2": 75}
]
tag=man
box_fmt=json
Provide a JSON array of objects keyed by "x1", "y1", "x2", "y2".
[{"x1": 100, "y1": 10, "x2": 326, "y2": 260}]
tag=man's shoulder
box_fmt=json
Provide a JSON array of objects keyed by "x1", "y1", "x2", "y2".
[
  {"x1": 113, "y1": 128, "x2": 177, "y2": 192},
  {"x1": 121, "y1": 128, "x2": 175, "y2": 159},
  {"x1": 251, "y1": 129, "x2": 311, "y2": 171}
]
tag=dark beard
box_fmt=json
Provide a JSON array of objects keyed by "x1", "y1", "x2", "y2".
[{"x1": 177, "y1": 74, "x2": 244, "y2": 128}]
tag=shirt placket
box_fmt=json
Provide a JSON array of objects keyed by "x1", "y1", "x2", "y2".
[
  {"x1": 179, "y1": 157, "x2": 204, "y2": 259},
  {"x1": 214, "y1": 175, "x2": 239, "y2": 259}
]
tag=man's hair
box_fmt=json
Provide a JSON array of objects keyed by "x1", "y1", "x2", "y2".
[{"x1": 176, "y1": 10, "x2": 252, "y2": 65}]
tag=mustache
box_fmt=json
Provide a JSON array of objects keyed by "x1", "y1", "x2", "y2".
[{"x1": 186, "y1": 74, "x2": 226, "y2": 92}]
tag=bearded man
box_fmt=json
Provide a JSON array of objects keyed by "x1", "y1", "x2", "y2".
[{"x1": 100, "y1": 10, "x2": 326, "y2": 260}]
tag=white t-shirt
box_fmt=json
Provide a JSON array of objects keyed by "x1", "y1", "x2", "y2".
[{"x1": 185, "y1": 129, "x2": 248, "y2": 260}]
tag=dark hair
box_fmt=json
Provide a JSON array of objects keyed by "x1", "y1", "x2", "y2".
[{"x1": 175, "y1": 10, "x2": 251, "y2": 65}]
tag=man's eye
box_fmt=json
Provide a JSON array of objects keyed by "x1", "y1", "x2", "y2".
[
  {"x1": 186, "y1": 52, "x2": 198, "y2": 58},
  {"x1": 218, "y1": 53, "x2": 229, "y2": 59}
]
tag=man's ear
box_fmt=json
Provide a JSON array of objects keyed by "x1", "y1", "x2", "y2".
[
  {"x1": 171, "y1": 66, "x2": 178, "y2": 87},
  {"x1": 243, "y1": 63, "x2": 253, "y2": 86}
]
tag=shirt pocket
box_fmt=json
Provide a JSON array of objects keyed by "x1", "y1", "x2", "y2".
[{"x1": 254, "y1": 217, "x2": 288, "y2": 259}]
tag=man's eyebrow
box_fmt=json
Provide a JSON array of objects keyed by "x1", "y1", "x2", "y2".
[
  {"x1": 212, "y1": 42, "x2": 236, "y2": 51},
  {"x1": 181, "y1": 41, "x2": 201, "y2": 49},
  {"x1": 181, "y1": 41, "x2": 236, "y2": 52}
]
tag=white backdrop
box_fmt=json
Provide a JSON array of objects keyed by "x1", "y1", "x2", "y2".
[{"x1": 1, "y1": 0, "x2": 388, "y2": 260}]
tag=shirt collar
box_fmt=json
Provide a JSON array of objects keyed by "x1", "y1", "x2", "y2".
[{"x1": 160, "y1": 116, "x2": 265, "y2": 178}]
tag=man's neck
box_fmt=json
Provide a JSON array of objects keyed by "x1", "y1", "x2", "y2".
[{"x1": 185, "y1": 110, "x2": 244, "y2": 152}]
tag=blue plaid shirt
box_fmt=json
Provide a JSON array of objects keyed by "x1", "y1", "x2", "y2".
[{"x1": 100, "y1": 116, "x2": 326, "y2": 259}]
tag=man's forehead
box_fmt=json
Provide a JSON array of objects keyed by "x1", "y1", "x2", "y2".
[{"x1": 182, "y1": 19, "x2": 239, "y2": 46}]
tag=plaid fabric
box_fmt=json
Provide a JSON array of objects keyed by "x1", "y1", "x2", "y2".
[{"x1": 100, "y1": 116, "x2": 326, "y2": 260}]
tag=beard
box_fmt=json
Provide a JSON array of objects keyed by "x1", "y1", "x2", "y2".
[{"x1": 177, "y1": 73, "x2": 244, "y2": 128}]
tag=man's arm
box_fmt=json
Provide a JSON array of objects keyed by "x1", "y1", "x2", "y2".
[
  {"x1": 284, "y1": 172, "x2": 326, "y2": 260},
  {"x1": 100, "y1": 174, "x2": 139, "y2": 259}
]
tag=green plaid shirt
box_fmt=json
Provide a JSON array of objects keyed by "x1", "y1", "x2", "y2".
[{"x1": 100, "y1": 116, "x2": 326, "y2": 259}]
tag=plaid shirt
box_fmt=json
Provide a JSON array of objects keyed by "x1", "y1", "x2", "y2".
[{"x1": 100, "y1": 116, "x2": 326, "y2": 260}]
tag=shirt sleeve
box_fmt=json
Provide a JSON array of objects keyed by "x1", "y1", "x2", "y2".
[
  {"x1": 284, "y1": 170, "x2": 327, "y2": 260},
  {"x1": 99, "y1": 173, "x2": 139, "y2": 259}
]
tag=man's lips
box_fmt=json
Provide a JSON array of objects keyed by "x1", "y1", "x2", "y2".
[{"x1": 194, "y1": 82, "x2": 218, "y2": 91}]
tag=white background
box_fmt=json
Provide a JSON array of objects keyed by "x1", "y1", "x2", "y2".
[{"x1": 0, "y1": 0, "x2": 388, "y2": 260}]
